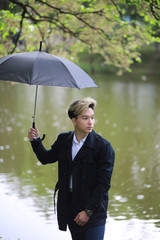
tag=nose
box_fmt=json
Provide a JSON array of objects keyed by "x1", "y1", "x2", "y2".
[{"x1": 88, "y1": 118, "x2": 93, "y2": 125}]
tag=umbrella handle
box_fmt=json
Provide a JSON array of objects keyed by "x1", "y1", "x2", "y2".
[
  {"x1": 32, "y1": 121, "x2": 46, "y2": 142},
  {"x1": 38, "y1": 133, "x2": 46, "y2": 142}
]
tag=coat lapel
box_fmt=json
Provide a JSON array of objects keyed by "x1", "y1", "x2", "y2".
[{"x1": 65, "y1": 131, "x2": 74, "y2": 163}]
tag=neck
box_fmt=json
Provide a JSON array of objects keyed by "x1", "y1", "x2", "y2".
[{"x1": 74, "y1": 130, "x2": 88, "y2": 143}]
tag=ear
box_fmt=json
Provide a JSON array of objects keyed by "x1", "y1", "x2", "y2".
[{"x1": 71, "y1": 118, "x2": 77, "y2": 126}]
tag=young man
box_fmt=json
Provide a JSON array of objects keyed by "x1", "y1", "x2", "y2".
[{"x1": 28, "y1": 97, "x2": 115, "y2": 240}]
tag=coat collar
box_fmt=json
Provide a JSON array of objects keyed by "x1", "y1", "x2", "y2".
[
  {"x1": 65, "y1": 130, "x2": 97, "y2": 149},
  {"x1": 83, "y1": 130, "x2": 97, "y2": 149}
]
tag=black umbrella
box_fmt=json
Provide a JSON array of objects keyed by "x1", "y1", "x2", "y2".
[{"x1": 0, "y1": 42, "x2": 98, "y2": 140}]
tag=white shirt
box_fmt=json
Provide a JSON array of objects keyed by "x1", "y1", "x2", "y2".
[
  {"x1": 72, "y1": 133, "x2": 87, "y2": 160},
  {"x1": 69, "y1": 133, "x2": 88, "y2": 190}
]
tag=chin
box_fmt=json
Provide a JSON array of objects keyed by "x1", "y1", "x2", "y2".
[{"x1": 87, "y1": 129, "x2": 92, "y2": 133}]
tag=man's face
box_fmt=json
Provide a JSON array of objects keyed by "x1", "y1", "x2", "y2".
[{"x1": 72, "y1": 107, "x2": 95, "y2": 135}]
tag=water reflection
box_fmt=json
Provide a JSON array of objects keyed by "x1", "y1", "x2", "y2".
[{"x1": 0, "y1": 73, "x2": 160, "y2": 239}]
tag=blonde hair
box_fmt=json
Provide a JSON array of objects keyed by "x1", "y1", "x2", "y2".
[{"x1": 68, "y1": 97, "x2": 97, "y2": 119}]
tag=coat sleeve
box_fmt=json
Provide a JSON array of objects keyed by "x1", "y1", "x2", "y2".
[
  {"x1": 84, "y1": 141, "x2": 115, "y2": 212},
  {"x1": 30, "y1": 136, "x2": 60, "y2": 165}
]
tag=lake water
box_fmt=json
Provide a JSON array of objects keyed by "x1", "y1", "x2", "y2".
[{"x1": 0, "y1": 71, "x2": 160, "y2": 240}]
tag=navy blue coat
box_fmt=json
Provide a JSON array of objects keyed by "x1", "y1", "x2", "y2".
[{"x1": 31, "y1": 130, "x2": 115, "y2": 231}]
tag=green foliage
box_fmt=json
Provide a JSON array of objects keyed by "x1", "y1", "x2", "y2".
[{"x1": 0, "y1": 0, "x2": 160, "y2": 73}]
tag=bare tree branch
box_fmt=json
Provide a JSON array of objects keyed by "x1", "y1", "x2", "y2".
[
  {"x1": 110, "y1": 0, "x2": 123, "y2": 19},
  {"x1": 35, "y1": 0, "x2": 104, "y2": 16},
  {"x1": 10, "y1": 8, "x2": 26, "y2": 54},
  {"x1": 144, "y1": 0, "x2": 160, "y2": 20}
]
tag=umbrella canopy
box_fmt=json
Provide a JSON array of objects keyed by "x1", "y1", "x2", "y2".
[
  {"x1": 0, "y1": 44, "x2": 98, "y2": 140},
  {"x1": 0, "y1": 51, "x2": 98, "y2": 89}
]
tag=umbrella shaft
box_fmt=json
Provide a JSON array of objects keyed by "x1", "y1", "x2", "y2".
[{"x1": 32, "y1": 85, "x2": 38, "y2": 127}]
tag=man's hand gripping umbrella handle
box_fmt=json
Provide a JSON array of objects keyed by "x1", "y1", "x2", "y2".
[{"x1": 32, "y1": 121, "x2": 45, "y2": 142}]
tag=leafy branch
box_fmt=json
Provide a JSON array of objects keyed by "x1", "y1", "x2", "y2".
[
  {"x1": 1, "y1": 0, "x2": 160, "y2": 72},
  {"x1": 10, "y1": 0, "x2": 110, "y2": 45},
  {"x1": 146, "y1": 0, "x2": 160, "y2": 20}
]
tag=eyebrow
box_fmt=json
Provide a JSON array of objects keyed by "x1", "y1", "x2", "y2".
[{"x1": 82, "y1": 114, "x2": 95, "y2": 117}]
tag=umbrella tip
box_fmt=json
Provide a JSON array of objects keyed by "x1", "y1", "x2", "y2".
[{"x1": 39, "y1": 41, "x2": 42, "y2": 51}]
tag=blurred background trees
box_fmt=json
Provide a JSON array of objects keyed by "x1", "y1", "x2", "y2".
[{"x1": 0, "y1": 0, "x2": 160, "y2": 74}]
